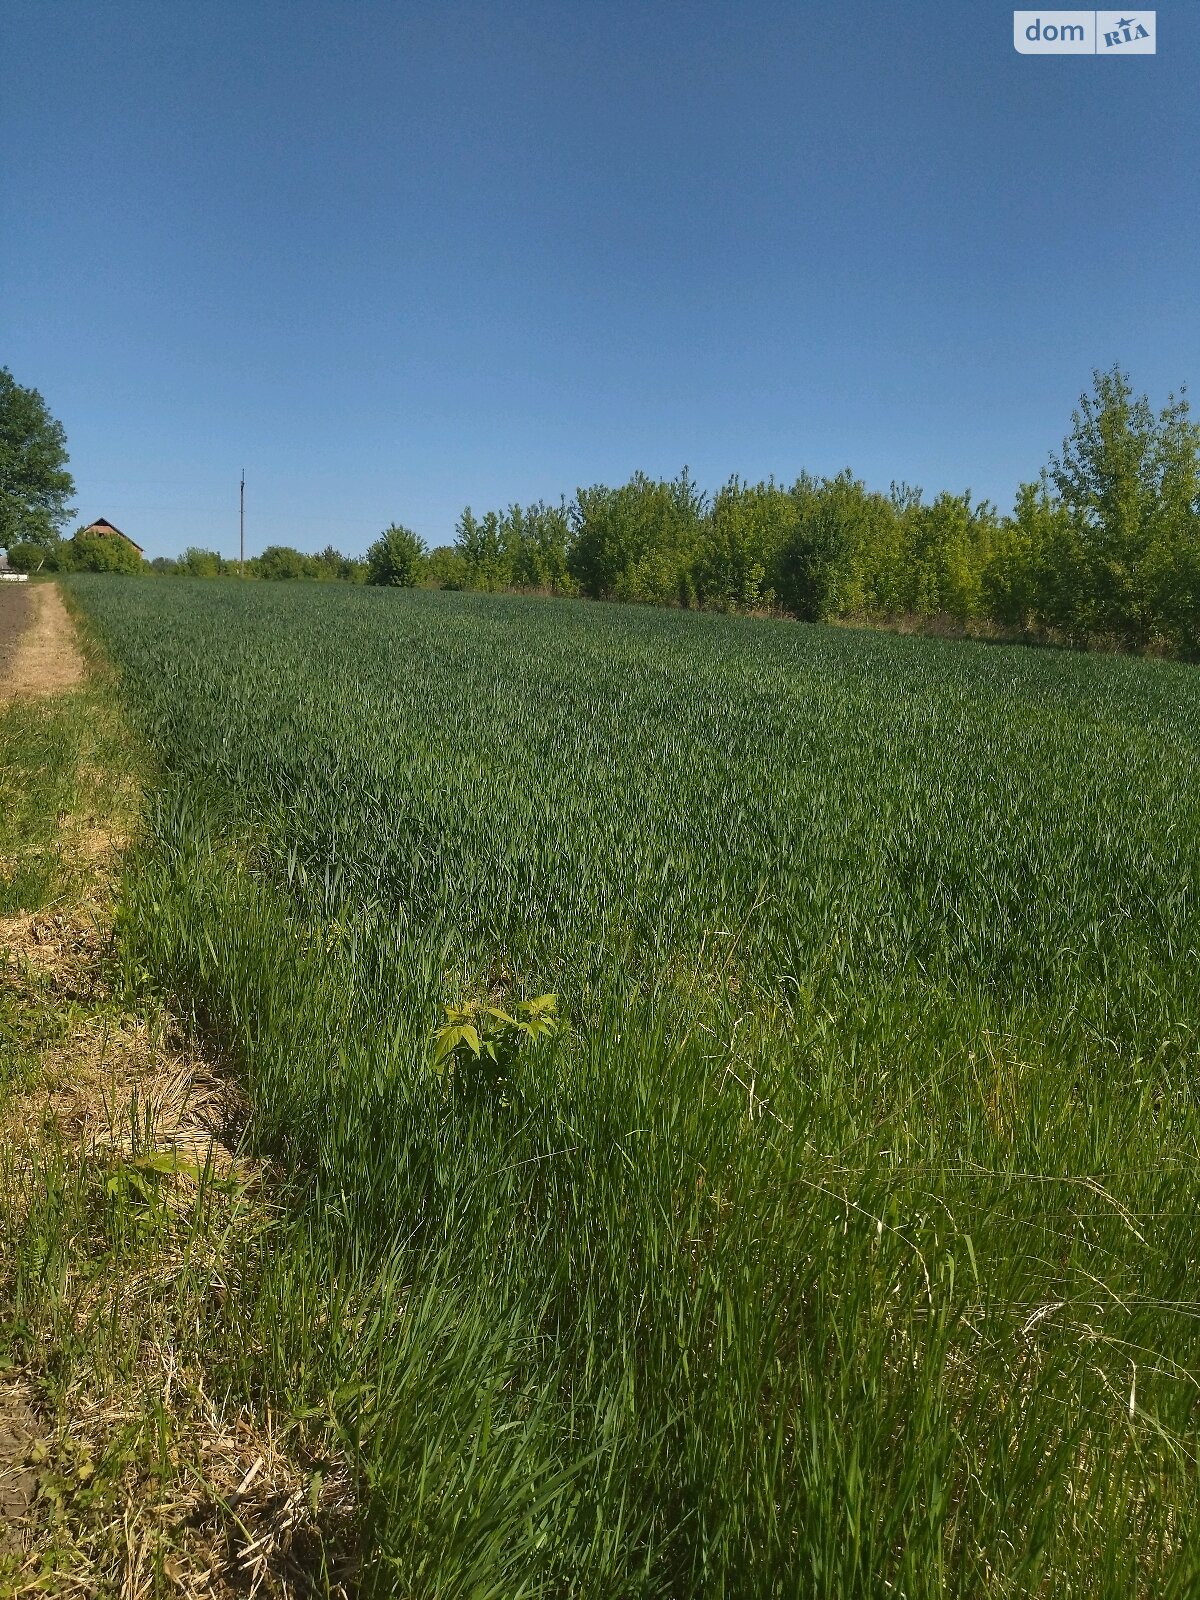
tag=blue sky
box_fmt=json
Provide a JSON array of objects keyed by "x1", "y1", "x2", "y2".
[{"x1": 3, "y1": 1, "x2": 1197, "y2": 561}]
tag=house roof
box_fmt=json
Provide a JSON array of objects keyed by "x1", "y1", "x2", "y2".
[{"x1": 82, "y1": 517, "x2": 144, "y2": 555}]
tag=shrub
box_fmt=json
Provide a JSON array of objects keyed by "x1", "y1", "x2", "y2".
[
  {"x1": 65, "y1": 532, "x2": 143, "y2": 574},
  {"x1": 367, "y1": 524, "x2": 426, "y2": 587},
  {"x1": 257, "y1": 545, "x2": 320, "y2": 581},
  {"x1": 425, "y1": 545, "x2": 470, "y2": 590},
  {"x1": 4, "y1": 538, "x2": 61, "y2": 573}
]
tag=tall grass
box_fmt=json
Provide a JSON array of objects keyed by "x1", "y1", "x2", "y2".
[{"x1": 66, "y1": 576, "x2": 1200, "y2": 1595}]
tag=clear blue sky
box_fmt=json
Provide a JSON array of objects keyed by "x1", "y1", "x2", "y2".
[{"x1": 3, "y1": 2, "x2": 1197, "y2": 561}]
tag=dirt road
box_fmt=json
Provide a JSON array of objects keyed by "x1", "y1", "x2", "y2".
[
  {"x1": 0, "y1": 582, "x2": 85, "y2": 699},
  {"x1": 0, "y1": 581, "x2": 33, "y2": 686}
]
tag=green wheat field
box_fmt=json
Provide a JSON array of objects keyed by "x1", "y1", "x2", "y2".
[{"x1": 65, "y1": 575, "x2": 1200, "y2": 1596}]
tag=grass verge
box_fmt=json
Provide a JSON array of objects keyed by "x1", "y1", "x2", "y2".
[{"x1": 0, "y1": 677, "x2": 356, "y2": 1597}]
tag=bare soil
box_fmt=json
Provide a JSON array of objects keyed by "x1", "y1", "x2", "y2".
[
  {"x1": 0, "y1": 582, "x2": 32, "y2": 686},
  {"x1": 0, "y1": 582, "x2": 86, "y2": 700}
]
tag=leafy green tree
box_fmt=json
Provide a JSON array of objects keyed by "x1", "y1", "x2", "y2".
[
  {"x1": 695, "y1": 478, "x2": 788, "y2": 612},
  {"x1": 774, "y1": 472, "x2": 886, "y2": 621},
  {"x1": 566, "y1": 485, "x2": 620, "y2": 597},
  {"x1": 257, "y1": 544, "x2": 319, "y2": 581},
  {"x1": 976, "y1": 367, "x2": 1200, "y2": 650},
  {"x1": 499, "y1": 503, "x2": 529, "y2": 586},
  {"x1": 983, "y1": 485, "x2": 1043, "y2": 630},
  {"x1": 425, "y1": 545, "x2": 470, "y2": 590},
  {"x1": 65, "y1": 531, "x2": 144, "y2": 573},
  {"x1": 4, "y1": 538, "x2": 61, "y2": 573},
  {"x1": 452, "y1": 509, "x2": 482, "y2": 585},
  {"x1": 900, "y1": 491, "x2": 995, "y2": 620},
  {"x1": 0, "y1": 367, "x2": 76, "y2": 550},
  {"x1": 312, "y1": 543, "x2": 367, "y2": 582},
  {"x1": 848, "y1": 482, "x2": 910, "y2": 615},
  {"x1": 453, "y1": 508, "x2": 510, "y2": 591},
  {"x1": 504, "y1": 500, "x2": 575, "y2": 593},
  {"x1": 774, "y1": 476, "x2": 847, "y2": 621},
  {"x1": 367, "y1": 523, "x2": 426, "y2": 587},
  {"x1": 569, "y1": 470, "x2": 704, "y2": 605},
  {"x1": 178, "y1": 546, "x2": 226, "y2": 577},
  {"x1": 1138, "y1": 391, "x2": 1200, "y2": 655},
  {"x1": 1047, "y1": 366, "x2": 1178, "y2": 643}
]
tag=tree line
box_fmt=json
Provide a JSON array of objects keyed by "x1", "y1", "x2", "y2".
[
  {"x1": 424, "y1": 368, "x2": 1200, "y2": 657},
  {"x1": 4, "y1": 363, "x2": 1198, "y2": 658}
]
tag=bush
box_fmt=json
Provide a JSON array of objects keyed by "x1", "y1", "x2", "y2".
[
  {"x1": 367, "y1": 524, "x2": 426, "y2": 587},
  {"x1": 177, "y1": 547, "x2": 228, "y2": 577},
  {"x1": 66, "y1": 532, "x2": 144, "y2": 574},
  {"x1": 313, "y1": 544, "x2": 368, "y2": 583},
  {"x1": 256, "y1": 545, "x2": 320, "y2": 581},
  {"x1": 425, "y1": 545, "x2": 470, "y2": 590},
  {"x1": 4, "y1": 538, "x2": 61, "y2": 573}
]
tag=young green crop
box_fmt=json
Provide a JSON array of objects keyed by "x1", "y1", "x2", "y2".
[{"x1": 67, "y1": 575, "x2": 1200, "y2": 1596}]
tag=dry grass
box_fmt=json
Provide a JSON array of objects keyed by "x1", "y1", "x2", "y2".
[
  {"x1": 1, "y1": 1372, "x2": 357, "y2": 1598},
  {"x1": 1, "y1": 893, "x2": 358, "y2": 1598},
  {"x1": 2, "y1": 916, "x2": 241, "y2": 1175}
]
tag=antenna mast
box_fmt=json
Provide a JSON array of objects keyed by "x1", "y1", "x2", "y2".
[{"x1": 240, "y1": 469, "x2": 245, "y2": 575}]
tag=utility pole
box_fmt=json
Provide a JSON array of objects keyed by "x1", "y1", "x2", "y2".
[{"x1": 240, "y1": 469, "x2": 245, "y2": 575}]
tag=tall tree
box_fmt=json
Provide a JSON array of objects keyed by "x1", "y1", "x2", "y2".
[
  {"x1": 1048, "y1": 366, "x2": 1165, "y2": 642},
  {"x1": 569, "y1": 470, "x2": 705, "y2": 606},
  {"x1": 0, "y1": 366, "x2": 76, "y2": 548}
]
